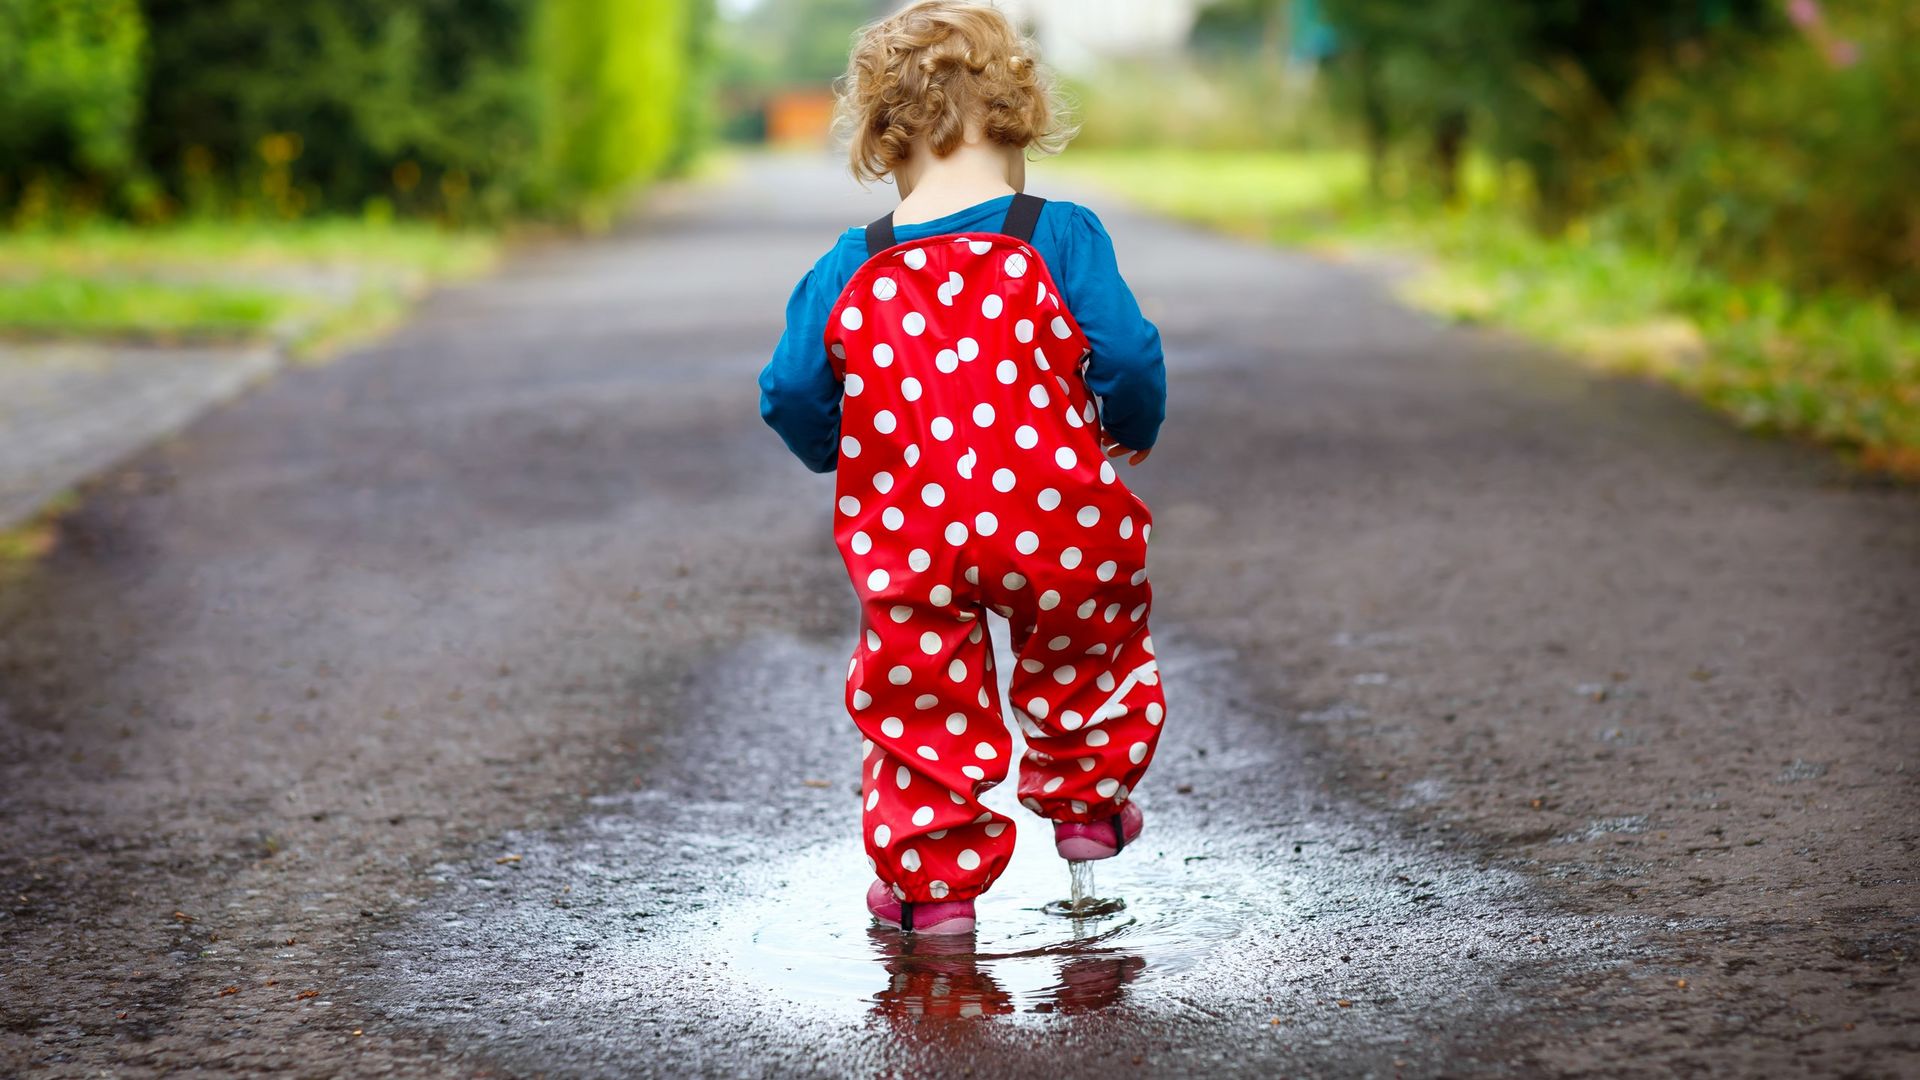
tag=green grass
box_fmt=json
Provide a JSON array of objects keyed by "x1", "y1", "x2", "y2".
[
  {"x1": 0, "y1": 219, "x2": 497, "y2": 351},
  {"x1": 1053, "y1": 149, "x2": 1920, "y2": 476}
]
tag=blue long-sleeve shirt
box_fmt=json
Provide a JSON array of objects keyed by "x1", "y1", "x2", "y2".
[{"x1": 760, "y1": 194, "x2": 1165, "y2": 474}]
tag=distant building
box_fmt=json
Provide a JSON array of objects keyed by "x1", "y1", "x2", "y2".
[{"x1": 988, "y1": 0, "x2": 1204, "y2": 71}]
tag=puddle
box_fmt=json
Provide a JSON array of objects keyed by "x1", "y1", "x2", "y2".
[{"x1": 364, "y1": 629, "x2": 1642, "y2": 1076}]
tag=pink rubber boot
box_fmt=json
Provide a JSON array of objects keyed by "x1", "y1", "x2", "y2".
[
  {"x1": 865, "y1": 878, "x2": 977, "y2": 935},
  {"x1": 1053, "y1": 801, "x2": 1144, "y2": 861}
]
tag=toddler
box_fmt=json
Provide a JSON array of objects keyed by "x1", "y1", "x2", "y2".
[{"x1": 759, "y1": 0, "x2": 1167, "y2": 935}]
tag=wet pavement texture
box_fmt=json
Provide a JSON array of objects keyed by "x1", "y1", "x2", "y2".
[{"x1": 3, "y1": 155, "x2": 1917, "y2": 1077}]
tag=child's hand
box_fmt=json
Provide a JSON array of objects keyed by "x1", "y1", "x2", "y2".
[{"x1": 1101, "y1": 436, "x2": 1151, "y2": 466}]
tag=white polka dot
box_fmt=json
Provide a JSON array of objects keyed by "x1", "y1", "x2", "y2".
[
  {"x1": 957, "y1": 449, "x2": 976, "y2": 479},
  {"x1": 872, "y1": 471, "x2": 894, "y2": 495},
  {"x1": 1086, "y1": 728, "x2": 1110, "y2": 747},
  {"x1": 1055, "y1": 447, "x2": 1077, "y2": 470},
  {"x1": 921, "y1": 482, "x2": 945, "y2": 507},
  {"x1": 1077, "y1": 599, "x2": 1098, "y2": 619},
  {"x1": 903, "y1": 248, "x2": 926, "y2": 269},
  {"x1": 901, "y1": 377, "x2": 922, "y2": 401},
  {"x1": 882, "y1": 716, "x2": 904, "y2": 738},
  {"x1": 1104, "y1": 603, "x2": 1121, "y2": 622},
  {"x1": 1146, "y1": 702, "x2": 1165, "y2": 726},
  {"x1": 1053, "y1": 665, "x2": 1076, "y2": 684},
  {"x1": 1043, "y1": 776, "x2": 1065, "y2": 793},
  {"x1": 1015, "y1": 319, "x2": 1035, "y2": 343},
  {"x1": 947, "y1": 658, "x2": 966, "y2": 681},
  {"x1": 874, "y1": 824, "x2": 891, "y2": 847},
  {"x1": 1119, "y1": 516, "x2": 1134, "y2": 539},
  {"x1": 890, "y1": 605, "x2": 912, "y2": 623},
  {"x1": 928, "y1": 880, "x2": 949, "y2": 899},
  {"x1": 1097, "y1": 560, "x2": 1118, "y2": 581},
  {"x1": 1065, "y1": 406, "x2": 1084, "y2": 429},
  {"x1": 865, "y1": 628, "x2": 880, "y2": 651},
  {"x1": 995, "y1": 359, "x2": 1018, "y2": 385},
  {"x1": 992, "y1": 468, "x2": 1016, "y2": 492},
  {"x1": 840, "y1": 307, "x2": 864, "y2": 331},
  {"x1": 866, "y1": 789, "x2": 880, "y2": 811},
  {"x1": 931, "y1": 584, "x2": 953, "y2": 606},
  {"x1": 1037, "y1": 487, "x2": 1062, "y2": 511},
  {"x1": 852, "y1": 689, "x2": 872, "y2": 710},
  {"x1": 838, "y1": 494, "x2": 860, "y2": 516},
  {"x1": 965, "y1": 566, "x2": 980, "y2": 584},
  {"x1": 1143, "y1": 524, "x2": 1152, "y2": 543},
  {"x1": 982, "y1": 294, "x2": 1003, "y2": 319},
  {"x1": 1034, "y1": 348, "x2": 1051, "y2": 371},
  {"x1": 901, "y1": 847, "x2": 921, "y2": 871},
  {"x1": 1076, "y1": 506, "x2": 1101, "y2": 527},
  {"x1": 1060, "y1": 547, "x2": 1083, "y2": 570},
  {"x1": 1029, "y1": 384, "x2": 1050, "y2": 408},
  {"x1": 1015, "y1": 425, "x2": 1039, "y2": 449},
  {"x1": 969, "y1": 239, "x2": 993, "y2": 255},
  {"x1": 916, "y1": 630, "x2": 941, "y2": 655},
  {"x1": 1005, "y1": 252, "x2": 1028, "y2": 277},
  {"x1": 882, "y1": 507, "x2": 905, "y2": 531},
  {"x1": 974, "y1": 511, "x2": 998, "y2": 536},
  {"x1": 1061, "y1": 710, "x2": 1084, "y2": 730},
  {"x1": 943, "y1": 522, "x2": 968, "y2": 546},
  {"x1": 956, "y1": 848, "x2": 981, "y2": 871},
  {"x1": 840, "y1": 438, "x2": 863, "y2": 464},
  {"x1": 908, "y1": 548, "x2": 932, "y2": 572},
  {"x1": 903, "y1": 312, "x2": 926, "y2": 336},
  {"x1": 912, "y1": 805, "x2": 935, "y2": 827},
  {"x1": 872, "y1": 276, "x2": 897, "y2": 301},
  {"x1": 945, "y1": 712, "x2": 968, "y2": 735},
  {"x1": 1003, "y1": 572, "x2": 1027, "y2": 590},
  {"x1": 1051, "y1": 316, "x2": 1071, "y2": 339},
  {"x1": 1100, "y1": 461, "x2": 1117, "y2": 484},
  {"x1": 916, "y1": 745, "x2": 939, "y2": 761},
  {"x1": 1131, "y1": 568, "x2": 1149, "y2": 586},
  {"x1": 1036, "y1": 282, "x2": 1048, "y2": 305},
  {"x1": 931, "y1": 417, "x2": 953, "y2": 441},
  {"x1": 1027, "y1": 697, "x2": 1050, "y2": 719},
  {"x1": 844, "y1": 373, "x2": 864, "y2": 397},
  {"x1": 851, "y1": 531, "x2": 872, "y2": 555},
  {"x1": 1012, "y1": 531, "x2": 1039, "y2": 555},
  {"x1": 935, "y1": 348, "x2": 959, "y2": 373},
  {"x1": 915, "y1": 693, "x2": 938, "y2": 709},
  {"x1": 832, "y1": 343, "x2": 845, "y2": 361},
  {"x1": 1096, "y1": 778, "x2": 1120, "y2": 798},
  {"x1": 873, "y1": 343, "x2": 894, "y2": 367},
  {"x1": 972, "y1": 403, "x2": 994, "y2": 427},
  {"x1": 962, "y1": 765, "x2": 986, "y2": 781},
  {"x1": 1038, "y1": 589, "x2": 1061, "y2": 610},
  {"x1": 957, "y1": 337, "x2": 979, "y2": 362},
  {"x1": 867, "y1": 568, "x2": 889, "y2": 591}
]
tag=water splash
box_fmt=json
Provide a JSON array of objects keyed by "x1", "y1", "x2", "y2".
[{"x1": 1041, "y1": 859, "x2": 1128, "y2": 919}]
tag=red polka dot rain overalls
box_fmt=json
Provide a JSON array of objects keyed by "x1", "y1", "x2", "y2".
[{"x1": 823, "y1": 195, "x2": 1166, "y2": 904}]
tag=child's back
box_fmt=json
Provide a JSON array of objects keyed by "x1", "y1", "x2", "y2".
[{"x1": 757, "y1": 0, "x2": 1168, "y2": 937}]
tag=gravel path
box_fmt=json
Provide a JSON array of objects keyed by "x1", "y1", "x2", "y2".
[{"x1": 1, "y1": 155, "x2": 1914, "y2": 1078}]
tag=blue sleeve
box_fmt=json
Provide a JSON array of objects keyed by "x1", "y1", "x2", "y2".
[
  {"x1": 759, "y1": 255, "x2": 846, "y2": 473},
  {"x1": 1058, "y1": 205, "x2": 1166, "y2": 451}
]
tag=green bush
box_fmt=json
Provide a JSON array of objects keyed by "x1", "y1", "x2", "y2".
[
  {"x1": 0, "y1": 0, "x2": 146, "y2": 212},
  {"x1": 533, "y1": 0, "x2": 706, "y2": 217},
  {"x1": 1607, "y1": 0, "x2": 1920, "y2": 308},
  {"x1": 0, "y1": 0, "x2": 717, "y2": 223}
]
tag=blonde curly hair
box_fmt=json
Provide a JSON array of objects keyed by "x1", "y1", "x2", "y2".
[{"x1": 834, "y1": 1, "x2": 1074, "y2": 183}]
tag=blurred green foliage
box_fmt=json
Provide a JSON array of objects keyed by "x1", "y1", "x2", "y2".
[
  {"x1": 1609, "y1": 0, "x2": 1919, "y2": 308},
  {"x1": 1060, "y1": 147, "x2": 1920, "y2": 474},
  {"x1": 0, "y1": 0, "x2": 146, "y2": 206},
  {"x1": 2, "y1": 0, "x2": 710, "y2": 225}
]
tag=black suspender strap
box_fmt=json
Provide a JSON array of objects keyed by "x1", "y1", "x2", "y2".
[
  {"x1": 867, "y1": 192, "x2": 1043, "y2": 257},
  {"x1": 865, "y1": 213, "x2": 896, "y2": 257},
  {"x1": 1000, "y1": 192, "x2": 1046, "y2": 242}
]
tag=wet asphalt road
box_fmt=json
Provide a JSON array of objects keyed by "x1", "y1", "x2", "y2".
[{"x1": 2, "y1": 154, "x2": 1917, "y2": 1078}]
